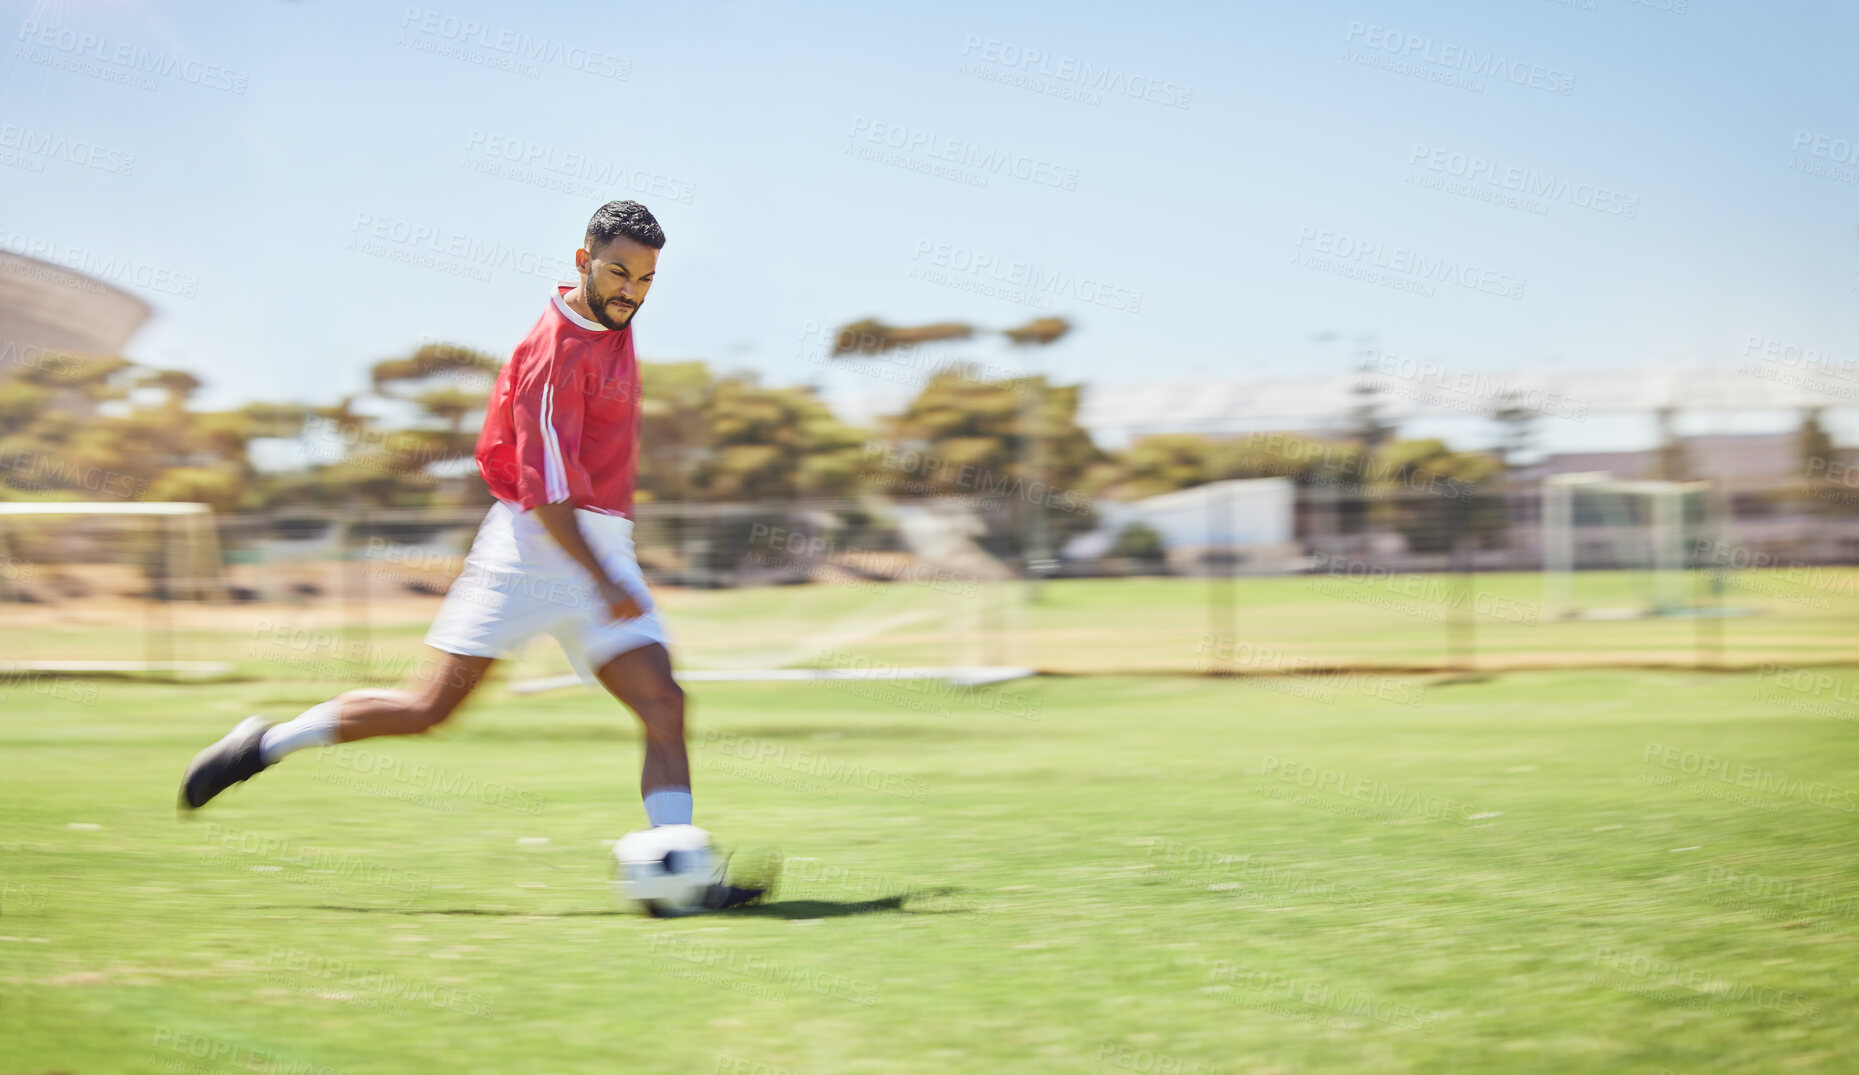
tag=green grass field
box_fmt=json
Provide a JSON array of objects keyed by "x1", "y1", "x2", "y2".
[
  {"x1": 6, "y1": 568, "x2": 1858, "y2": 680},
  {"x1": 5, "y1": 656, "x2": 1858, "y2": 1072}
]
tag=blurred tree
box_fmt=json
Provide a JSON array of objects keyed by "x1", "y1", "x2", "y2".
[
  {"x1": 1111, "y1": 435, "x2": 1217, "y2": 498},
  {"x1": 349, "y1": 343, "x2": 503, "y2": 506},
  {"x1": 830, "y1": 318, "x2": 975, "y2": 356},
  {"x1": 369, "y1": 343, "x2": 500, "y2": 392},
  {"x1": 1093, "y1": 431, "x2": 1365, "y2": 502},
  {"x1": 1489, "y1": 388, "x2": 1539, "y2": 476},
  {"x1": 1368, "y1": 438, "x2": 1504, "y2": 554},
  {"x1": 145, "y1": 465, "x2": 246, "y2": 508},
  {"x1": 637, "y1": 361, "x2": 714, "y2": 504},
  {"x1": 0, "y1": 354, "x2": 269, "y2": 511},
  {"x1": 1001, "y1": 317, "x2": 1071, "y2": 347},
  {"x1": 148, "y1": 368, "x2": 202, "y2": 404},
  {"x1": 1110, "y1": 520, "x2": 1165, "y2": 565},
  {"x1": 882, "y1": 372, "x2": 1100, "y2": 553},
  {"x1": 1004, "y1": 318, "x2": 1072, "y2": 576},
  {"x1": 1218, "y1": 433, "x2": 1348, "y2": 484},
  {"x1": 1344, "y1": 376, "x2": 1397, "y2": 484},
  {"x1": 690, "y1": 376, "x2": 866, "y2": 502},
  {"x1": 830, "y1": 315, "x2": 1070, "y2": 354},
  {"x1": 1373, "y1": 438, "x2": 1501, "y2": 490},
  {"x1": 0, "y1": 380, "x2": 49, "y2": 438},
  {"x1": 1796, "y1": 407, "x2": 1837, "y2": 513},
  {"x1": 1652, "y1": 406, "x2": 1690, "y2": 481}
]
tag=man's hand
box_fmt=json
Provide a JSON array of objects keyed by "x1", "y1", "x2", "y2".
[
  {"x1": 600, "y1": 578, "x2": 649, "y2": 622},
  {"x1": 534, "y1": 502, "x2": 649, "y2": 623}
]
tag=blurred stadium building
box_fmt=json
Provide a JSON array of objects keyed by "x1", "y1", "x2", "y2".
[
  {"x1": 1076, "y1": 364, "x2": 1859, "y2": 446},
  {"x1": 0, "y1": 250, "x2": 150, "y2": 389}
]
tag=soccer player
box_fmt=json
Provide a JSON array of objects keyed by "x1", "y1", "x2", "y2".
[{"x1": 179, "y1": 201, "x2": 765, "y2": 910}]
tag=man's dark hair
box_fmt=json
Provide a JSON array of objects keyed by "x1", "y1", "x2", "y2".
[{"x1": 585, "y1": 200, "x2": 666, "y2": 252}]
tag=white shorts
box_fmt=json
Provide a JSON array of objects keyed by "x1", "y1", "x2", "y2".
[{"x1": 425, "y1": 500, "x2": 670, "y2": 682}]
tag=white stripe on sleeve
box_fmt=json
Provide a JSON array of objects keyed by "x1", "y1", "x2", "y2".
[{"x1": 540, "y1": 380, "x2": 570, "y2": 502}]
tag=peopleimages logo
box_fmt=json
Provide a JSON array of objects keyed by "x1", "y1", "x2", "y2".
[
  {"x1": 14, "y1": 20, "x2": 251, "y2": 94},
  {"x1": 958, "y1": 36, "x2": 1193, "y2": 109},
  {"x1": 1587, "y1": 947, "x2": 1818, "y2": 1018},
  {"x1": 1362, "y1": 351, "x2": 1590, "y2": 420},
  {"x1": 348, "y1": 213, "x2": 575, "y2": 284},
  {"x1": 1640, "y1": 742, "x2": 1858, "y2": 813},
  {"x1": 0, "y1": 229, "x2": 200, "y2": 300},
  {"x1": 1258, "y1": 755, "x2": 1468, "y2": 821},
  {"x1": 0, "y1": 340, "x2": 84, "y2": 376},
  {"x1": 463, "y1": 130, "x2": 696, "y2": 205},
  {"x1": 847, "y1": 116, "x2": 1080, "y2": 191},
  {"x1": 1407, "y1": 143, "x2": 1637, "y2": 218},
  {"x1": 861, "y1": 442, "x2": 1093, "y2": 513},
  {"x1": 702, "y1": 729, "x2": 931, "y2": 801},
  {"x1": 319, "y1": 745, "x2": 547, "y2": 814},
  {"x1": 398, "y1": 8, "x2": 630, "y2": 79},
  {"x1": 1307, "y1": 553, "x2": 1541, "y2": 625},
  {"x1": 1294, "y1": 227, "x2": 1526, "y2": 301},
  {"x1": 1208, "y1": 962, "x2": 1444, "y2": 1032},
  {"x1": 909, "y1": 240, "x2": 1143, "y2": 313},
  {"x1": 0, "y1": 446, "x2": 148, "y2": 500},
  {"x1": 648, "y1": 934, "x2": 880, "y2": 1005},
  {"x1": 1792, "y1": 130, "x2": 1859, "y2": 166},
  {"x1": 1740, "y1": 334, "x2": 1856, "y2": 381},
  {"x1": 0, "y1": 122, "x2": 135, "y2": 175},
  {"x1": 1343, "y1": 21, "x2": 1575, "y2": 96}
]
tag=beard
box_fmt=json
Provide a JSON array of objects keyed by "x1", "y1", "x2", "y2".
[{"x1": 585, "y1": 270, "x2": 642, "y2": 330}]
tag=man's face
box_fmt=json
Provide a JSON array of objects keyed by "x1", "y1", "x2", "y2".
[{"x1": 576, "y1": 234, "x2": 658, "y2": 330}]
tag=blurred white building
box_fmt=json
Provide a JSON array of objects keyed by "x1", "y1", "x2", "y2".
[
  {"x1": 1063, "y1": 477, "x2": 1298, "y2": 574},
  {"x1": 0, "y1": 250, "x2": 149, "y2": 356},
  {"x1": 1076, "y1": 364, "x2": 1859, "y2": 453},
  {"x1": 0, "y1": 250, "x2": 151, "y2": 417}
]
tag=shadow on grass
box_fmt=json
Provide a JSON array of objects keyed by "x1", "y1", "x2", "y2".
[
  {"x1": 728, "y1": 896, "x2": 907, "y2": 919},
  {"x1": 738, "y1": 888, "x2": 988, "y2": 919},
  {"x1": 284, "y1": 905, "x2": 633, "y2": 916},
  {"x1": 281, "y1": 893, "x2": 967, "y2": 920}
]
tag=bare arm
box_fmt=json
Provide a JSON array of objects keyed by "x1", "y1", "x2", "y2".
[{"x1": 533, "y1": 501, "x2": 646, "y2": 621}]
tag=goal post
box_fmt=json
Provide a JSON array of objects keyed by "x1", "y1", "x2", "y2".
[
  {"x1": 0, "y1": 501, "x2": 231, "y2": 679},
  {"x1": 1541, "y1": 473, "x2": 1713, "y2": 620}
]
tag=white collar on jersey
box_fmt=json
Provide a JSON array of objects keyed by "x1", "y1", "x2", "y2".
[{"x1": 552, "y1": 288, "x2": 611, "y2": 332}]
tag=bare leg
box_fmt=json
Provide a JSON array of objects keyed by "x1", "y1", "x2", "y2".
[
  {"x1": 594, "y1": 643, "x2": 688, "y2": 796},
  {"x1": 181, "y1": 649, "x2": 495, "y2": 809},
  {"x1": 331, "y1": 650, "x2": 496, "y2": 742}
]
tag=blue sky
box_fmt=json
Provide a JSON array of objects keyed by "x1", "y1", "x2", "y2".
[{"x1": 3, "y1": 0, "x2": 1856, "y2": 453}]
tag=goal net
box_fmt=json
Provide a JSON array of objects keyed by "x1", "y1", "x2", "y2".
[
  {"x1": 0, "y1": 502, "x2": 231, "y2": 679},
  {"x1": 1540, "y1": 473, "x2": 1715, "y2": 619},
  {"x1": 0, "y1": 497, "x2": 1039, "y2": 696},
  {"x1": 504, "y1": 497, "x2": 1036, "y2": 694}
]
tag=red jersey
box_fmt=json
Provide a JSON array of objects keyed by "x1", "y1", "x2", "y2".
[{"x1": 475, "y1": 286, "x2": 642, "y2": 516}]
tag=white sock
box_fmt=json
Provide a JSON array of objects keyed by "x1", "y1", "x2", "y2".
[
  {"x1": 642, "y1": 787, "x2": 693, "y2": 827},
  {"x1": 259, "y1": 700, "x2": 342, "y2": 765}
]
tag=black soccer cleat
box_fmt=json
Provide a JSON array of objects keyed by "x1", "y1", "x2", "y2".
[
  {"x1": 701, "y1": 849, "x2": 781, "y2": 911},
  {"x1": 179, "y1": 716, "x2": 274, "y2": 810},
  {"x1": 701, "y1": 881, "x2": 770, "y2": 911}
]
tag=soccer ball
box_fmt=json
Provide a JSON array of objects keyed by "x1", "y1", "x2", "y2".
[{"x1": 613, "y1": 825, "x2": 724, "y2": 916}]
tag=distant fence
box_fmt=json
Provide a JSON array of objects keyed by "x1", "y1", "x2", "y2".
[
  {"x1": 196, "y1": 485, "x2": 1859, "y2": 588},
  {"x1": 1, "y1": 484, "x2": 1856, "y2": 680}
]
